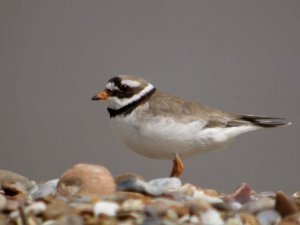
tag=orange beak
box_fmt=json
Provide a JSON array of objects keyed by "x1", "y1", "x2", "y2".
[{"x1": 91, "y1": 90, "x2": 108, "y2": 101}]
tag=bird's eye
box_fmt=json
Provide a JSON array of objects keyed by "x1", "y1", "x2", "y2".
[{"x1": 120, "y1": 84, "x2": 129, "y2": 91}]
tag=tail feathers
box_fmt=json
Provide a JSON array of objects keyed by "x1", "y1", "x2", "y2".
[{"x1": 238, "y1": 115, "x2": 291, "y2": 128}]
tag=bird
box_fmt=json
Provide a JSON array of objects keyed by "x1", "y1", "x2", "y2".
[{"x1": 92, "y1": 75, "x2": 290, "y2": 177}]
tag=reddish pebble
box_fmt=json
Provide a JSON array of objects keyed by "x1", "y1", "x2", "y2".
[{"x1": 56, "y1": 163, "x2": 116, "y2": 196}]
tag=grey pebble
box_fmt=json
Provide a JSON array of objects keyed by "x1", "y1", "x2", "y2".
[
  {"x1": 0, "y1": 169, "x2": 35, "y2": 192},
  {"x1": 30, "y1": 179, "x2": 59, "y2": 199},
  {"x1": 117, "y1": 177, "x2": 181, "y2": 196},
  {"x1": 240, "y1": 198, "x2": 275, "y2": 214},
  {"x1": 256, "y1": 210, "x2": 281, "y2": 225}
]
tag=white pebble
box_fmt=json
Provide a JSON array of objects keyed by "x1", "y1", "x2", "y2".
[
  {"x1": 94, "y1": 201, "x2": 120, "y2": 217},
  {"x1": 201, "y1": 209, "x2": 224, "y2": 225},
  {"x1": 193, "y1": 190, "x2": 223, "y2": 204}
]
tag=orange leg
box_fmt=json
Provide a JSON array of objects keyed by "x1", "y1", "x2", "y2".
[{"x1": 170, "y1": 153, "x2": 184, "y2": 177}]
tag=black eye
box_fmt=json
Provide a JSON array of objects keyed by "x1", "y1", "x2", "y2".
[{"x1": 120, "y1": 84, "x2": 129, "y2": 91}]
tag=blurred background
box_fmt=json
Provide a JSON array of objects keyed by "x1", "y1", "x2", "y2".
[{"x1": 0, "y1": 1, "x2": 299, "y2": 194}]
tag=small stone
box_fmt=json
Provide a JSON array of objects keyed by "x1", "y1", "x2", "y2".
[
  {"x1": 57, "y1": 214, "x2": 83, "y2": 225},
  {"x1": 200, "y1": 209, "x2": 224, "y2": 225},
  {"x1": 43, "y1": 199, "x2": 71, "y2": 219},
  {"x1": 0, "y1": 169, "x2": 35, "y2": 192},
  {"x1": 275, "y1": 191, "x2": 299, "y2": 218},
  {"x1": 184, "y1": 199, "x2": 211, "y2": 215},
  {"x1": 239, "y1": 213, "x2": 259, "y2": 225},
  {"x1": 256, "y1": 210, "x2": 281, "y2": 225},
  {"x1": 5, "y1": 199, "x2": 20, "y2": 211},
  {"x1": 240, "y1": 198, "x2": 275, "y2": 213},
  {"x1": 2, "y1": 180, "x2": 28, "y2": 196},
  {"x1": 225, "y1": 183, "x2": 252, "y2": 204},
  {"x1": 293, "y1": 192, "x2": 300, "y2": 199},
  {"x1": 42, "y1": 220, "x2": 58, "y2": 225},
  {"x1": 93, "y1": 201, "x2": 120, "y2": 217},
  {"x1": 0, "y1": 194, "x2": 6, "y2": 211},
  {"x1": 226, "y1": 215, "x2": 243, "y2": 225},
  {"x1": 178, "y1": 183, "x2": 223, "y2": 204},
  {"x1": 30, "y1": 179, "x2": 59, "y2": 199},
  {"x1": 121, "y1": 199, "x2": 144, "y2": 212},
  {"x1": 56, "y1": 163, "x2": 116, "y2": 196},
  {"x1": 116, "y1": 177, "x2": 181, "y2": 196},
  {"x1": 279, "y1": 213, "x2": 300, "y2": 225}
]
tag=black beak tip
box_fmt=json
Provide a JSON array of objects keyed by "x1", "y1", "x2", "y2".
[{"x1": 91, "y1": 95, "x2": 100, "y2": 101}]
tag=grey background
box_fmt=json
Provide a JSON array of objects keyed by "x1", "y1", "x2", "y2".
[{"x1": 1, "y1": 1, "x2": 299, "y2": 194}]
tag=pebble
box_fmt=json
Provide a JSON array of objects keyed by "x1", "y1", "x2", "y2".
[
  {"x1": 256, "y1": 210, "x2": 281, "y2": 225},
  {"x1": 0, "y1": 168, "x2": 299, "y2": 225},
  {"x1": 239, "y1": 213, "x2": 259, "y2": 225},
  {"x1": 225, "y1": 183, "x2": 252, "y2": 204},
  {"x1": 93, "y1": 201, "x2": 120, "y2": 217},
  {"x1": 275, "y1": 191, "x2": 299, "y2": 218},
  {"x1": 240, "y1": 197, "x2": 275, "y2": 213},
  {"x1": 117, "y1": 176, "x2": 181, "y2": 196},
  {"x1": 56, "y1": 163, "x2": 116, "y2": 196},
  {"x1": 0, "y1": 169, "x2": 35, "y2": 192},
  {"x1": 178, "y1": 183, "x2": 223, "y2": 204},
  {"x1": 30, "y1": 179, "x2": 59, "y2": 199},
  {"x1": 200, "y1": 208, "x2": 224, "y2": 225},
  {"x1": 0, "y1": 194, "x2": 6, "y2": 211}
]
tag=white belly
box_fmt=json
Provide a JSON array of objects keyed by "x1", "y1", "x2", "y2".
[{"x1": 109, "y1": 112, "x2": 257, "y2": 160}]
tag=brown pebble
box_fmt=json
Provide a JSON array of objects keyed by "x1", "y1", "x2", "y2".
[
  {"x1": 0, "y1": 170, "x2": 34, "y2": 191},
  {"x1": 2, "y1": 180, "x2": 27, "y2": 196},
  {"x1": 0, "y1": 194, "x2": 6, "y2": 211},
  {"x1": 43, "y1": 199, "x2": 71, "y2": 219},
  {"x1": 276, "y1": 191, "x2": 299, "y2": 218},
  {"x1": 279, "y1": 213, "x2": 300, "y2": 225},
  {"x1": 4, "y1": 199, "x2": 20, "y2": 211},
  {"x1": 56, "y1": 163, "x2": 116, "y2": 196},
  {"x1": 239, "y1": 212, "x2": 259, "y2": 225},
  {"x1": 184, "y1": 199, "x2": 211, "y2": 215}
]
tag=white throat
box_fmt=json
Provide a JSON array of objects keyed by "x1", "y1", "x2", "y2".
[{"x1": 107, "y1": 83, "x2": 154, "y2": 109}]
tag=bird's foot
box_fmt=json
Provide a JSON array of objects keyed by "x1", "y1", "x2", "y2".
[{"x1": 170, "y1": 153, "x2": 184, "y2": 177}]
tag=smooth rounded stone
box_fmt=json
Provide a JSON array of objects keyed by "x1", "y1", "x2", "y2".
[
  {"x1": 255, "y1": 192, "x2": 276, "y2": 199},
  {"x1": 4, "y1": 199, "x2": 20, "y2": 211},
  {"x1": 1, "y1": 180, "x2": 29, "y2": 196},
  {"x1": 0, "y1": 169, "x2": 35, "y2": 192},
  {"x1": 200, "y1": 208, "x2": 224, "y2": 225},
  {"x1": 106, "y1": 191, "x2": 150, "y2": 204},
  {"x1": 143, "y1": 207, "x2": 165, "y2": 225},
  {"x1": 184, "y1": 199, "x2": 211, "y2": 215},
  {"x1": 225, "y1": 215, "x2": 243, "y2": 225},
  {"x1": 239, "y1": 213, "x2": 259, "y2": 225},
  {"x1": 42, "y1": 220, "x2": 58, "y2": 225},
  {"x1": 275, "y1": 191, "x2": 299, "y2": 218},
  {"x1": 279, "y1": 213, "x2": 300, "y2": 225},
  {"x1": 240, "y1": 197, "x2": 275, "y2": 213},
  {"x1": 56, "y1": 163, "x2": 116, "y2": 196},
  {"x1": 69, "y1": 202, "x2": 93, "y2": 214},
  {"x1": 43, "y1": 199, "x2": 71, "y2": 219},
  {"x1": 121, "y1": 199, "x2": 144, "y2": 212},
  {"x1": 93, "y1": 201, "x2": 120, "y2": 217},
  {"x1": 256, "y1": 210, "x2": 281, "y2": 225},
  {"x1": 178, "y1": 183, "x2": 223, "y2": 204},
  {"x1": 10, "y1": 201, "x2": 47, "y2": 219},
  {"x1": 116, "y1": 176, "x2": 181, "y2": 196},
  {"x1": 225, "y1": 183, "x2": 253, "y2": 204},
  {"x1": 0, "y1": 194, "x2": 6, "y2": 211},
  {"x1": 57, "y1": 214, "x2": 83, "y2": 225},
  {"x1": 30, "y1": 179, "x2": 59, "y2": 199},
  {"x1": 293, "y1": 192, "x2": 300, "y2": 199}
]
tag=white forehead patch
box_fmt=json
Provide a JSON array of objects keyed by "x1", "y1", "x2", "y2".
[
  {"x1": 106, "y1": 82, "x2": 119, "y2": 91},
  {"x1": 121, "y1": 80, "x2": 140, "y2": 88}
]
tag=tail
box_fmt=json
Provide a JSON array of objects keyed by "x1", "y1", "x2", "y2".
[{"x1": 238, "y1": 115, "x2": 291, "y2": 128}]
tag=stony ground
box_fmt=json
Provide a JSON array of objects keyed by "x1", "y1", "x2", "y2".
[{"x1": 0, "y1": 163, "x2": 299, "y2": 225}]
